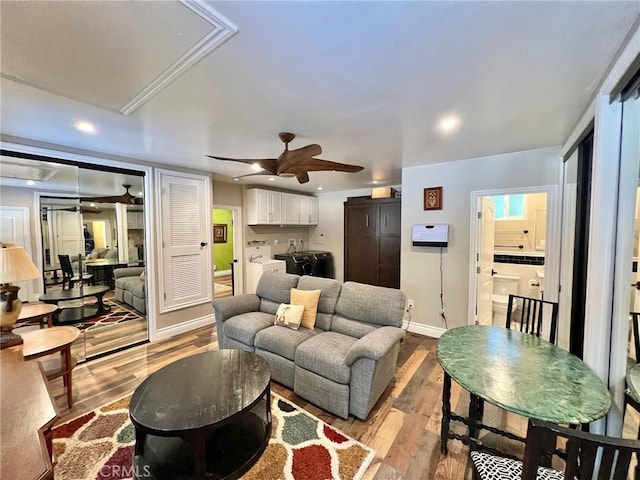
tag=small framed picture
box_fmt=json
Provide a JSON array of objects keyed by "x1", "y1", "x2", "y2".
[
  {"x1": 213, "y1": 224, "x2": 227, "y2": 243},
  {"x1": 424, "y1": 187, "x2": 443, "y2": 210}
]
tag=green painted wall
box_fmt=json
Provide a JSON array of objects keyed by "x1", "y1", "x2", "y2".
[{"x1": 213, "y1": 209, "x2": 234, "y2": 273}]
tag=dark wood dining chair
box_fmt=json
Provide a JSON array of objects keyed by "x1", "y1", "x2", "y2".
[
  {"x1": 58, "y1": 254, "x2": 93, "y2": 289},
  {"x1": 506, "y1": 294, "x2": 559, "y2": 344},
  {"x1": 470, "y1": 417, "x2": 640, "y2": 480},
  {"x1": 469, "y1": 294, "x2": 561, "y2": 444},
  {"x1": 625, "y1": 312, "x2": 640, "y2": 445}
]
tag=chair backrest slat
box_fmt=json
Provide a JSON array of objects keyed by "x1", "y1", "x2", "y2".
[{"x1": 507, "y1": 294, "x2": 559, "y2": 345}]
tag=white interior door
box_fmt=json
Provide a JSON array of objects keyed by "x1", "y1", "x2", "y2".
[
  {"x1": 477, "y1": 197, "x2": 496, "y2": 325},
  {"x1": 0, "y1": 206, "x2": 35, "y2": 301},
  {"x1": 158, "y1": 169, "x2": 212, "y2": 311},
  {"x1": 53, "y1": 209, "x2": 84, "y2": 260}
]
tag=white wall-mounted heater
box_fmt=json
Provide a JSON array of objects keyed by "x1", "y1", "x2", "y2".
[{"x1": 412, "y1": 224, "x2": 449, "y2": 247}]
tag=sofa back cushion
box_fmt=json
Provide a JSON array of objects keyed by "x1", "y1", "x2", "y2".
[
  {"x1": 335, "y1": 282, "x2": 406, "y2": 328},
  {"x1": 297, "y1": 276, "x2": 342, "y2": 331},
  {"x1": 256, "y1": 272, "x2": 300, "y2": 315}
]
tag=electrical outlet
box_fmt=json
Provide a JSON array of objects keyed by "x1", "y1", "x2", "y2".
[
  {"x1": 407, "y1": 299, "x2": 414, "y2": 310},
  {"x1": 274, "y1": 239, "x2": 279, "y2": 245}
]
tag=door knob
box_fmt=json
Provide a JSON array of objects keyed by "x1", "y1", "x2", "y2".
[
  {"x1": 632, "y1": 281, "x2": 640, "y2": 290},
  {"x1": 200, "y1": 242, "x2": 207, "y2": 247},
  {"x1": 491, "y1": 269, "x2": 498, "y2": 276}
]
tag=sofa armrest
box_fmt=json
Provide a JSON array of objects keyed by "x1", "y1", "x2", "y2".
[
  {"x1": 113, "y1": 267, "x2": 144, "y2": 279},
  {"x1": 212, "y1": 294, "x2": 261, "y2": 324},
  {"x1": 344, "y1": 326, "x2": 405, "y2": 366}
]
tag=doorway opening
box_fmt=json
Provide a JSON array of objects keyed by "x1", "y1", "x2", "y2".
[
  {"x1": 212, "y1": 205, "x2": 243, "y2": 299},
  {"x1": 469, "y1": 186, "x2": 560, "y2": 343}
]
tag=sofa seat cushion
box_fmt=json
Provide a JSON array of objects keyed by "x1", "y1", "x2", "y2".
[
  {"x1": 295, "y1": 332, "x2": 357, "y2": 384},
  {"x1": 255, "y1": 325, "x2": 316, "y2": 361},
  {"x1": 224, "y1": 312, "x2": 274, "y2": 347}
]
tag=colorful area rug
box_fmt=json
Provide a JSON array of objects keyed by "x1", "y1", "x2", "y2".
[{"x1": 53, "y1": 393, "x2": 375, "y2": 480}]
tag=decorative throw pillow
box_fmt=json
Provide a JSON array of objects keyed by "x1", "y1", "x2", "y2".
[
  {"x1": 290, "y1": 288, "x2": 321, "y2": 330},
  {"x1": 89, "y1": 250, "x2": 100, "y2": 260},
  {"x1": 140, "y1": 271, "x2": 145, "y2": 281},
  {"x1": 274, "y1": 303, "x2": 305, "y2": 330}
]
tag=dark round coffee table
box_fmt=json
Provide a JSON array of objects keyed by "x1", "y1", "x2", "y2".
[
  {"x1": 39, "y1": 285, "x2": 111, "y2": 324},
  {"x1": 129, "y1": 349, "x2": 271, "y2": 480}
]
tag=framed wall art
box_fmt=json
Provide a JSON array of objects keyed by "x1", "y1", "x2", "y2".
[
  {"x1": 213, "y1": 224, "x2": 228, "y2": 243},
  {"x1": 424, "y1": 186, "x2": 443, "y2": 210}
]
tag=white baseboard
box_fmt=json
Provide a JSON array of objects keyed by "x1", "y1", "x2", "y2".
[
  {"x1": 214, "y1": 269, "x2": 232, "y2": 277},
  {"x1": 403, "y1": 320, "x2": 447, "y2": 339},
  {"x1": 154, "y1": 313, "x2": 216, "y2": 340}
]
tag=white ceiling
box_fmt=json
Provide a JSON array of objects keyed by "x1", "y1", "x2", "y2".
[{"x1": 1, "y1": 1, "x2": 638, "y2": 194}]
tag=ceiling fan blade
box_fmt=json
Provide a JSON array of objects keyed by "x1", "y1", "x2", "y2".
[
  {"x1": 78, "y1": 183, "x2": 143, "y2": 204},
  {"x1": 231, "y1": 171, "x2": 277, "y2": 180},
  {"x1": 277, "y1": 144, "x2": 322, "y2": 173},
  {"x1": 206, "y1": 155, "x2": 278, "y2": 174},
  {"x1": 296, "y1": 172, "x2": 310, "y2": 184},
  {"x1": 289, "y1": 158, "x2": 364, "y2": 173}
]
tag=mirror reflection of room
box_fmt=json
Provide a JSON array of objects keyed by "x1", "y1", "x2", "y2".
[{"x1": 0, "y1": 154, "x2": 149, "y2": 361}]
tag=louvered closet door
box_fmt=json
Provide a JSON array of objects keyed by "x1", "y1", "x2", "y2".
[{"x1": 158, "y1": 170, "x2": 212, "y2": 311}]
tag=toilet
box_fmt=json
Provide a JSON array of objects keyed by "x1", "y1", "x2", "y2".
[{"x1": 492, "y1": 274, "x2": 520, "y2": 325}]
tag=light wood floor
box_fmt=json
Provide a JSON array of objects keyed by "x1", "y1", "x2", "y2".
[
  {"x1": 214, "y1": 273, "x2": 233, "y2": 299},
  {"x1": 46, "y1": 326, "x2": 639, "y2": 479}
]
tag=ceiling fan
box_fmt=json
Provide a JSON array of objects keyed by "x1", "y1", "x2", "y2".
[
  {"x1": 206, "y1": 132, "x2": 364, "y2": 184},
  {"x1": 79, "y1": 184, "x2": 143, "y2": 205}
]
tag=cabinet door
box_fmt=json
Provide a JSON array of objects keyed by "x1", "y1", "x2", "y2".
[
  {"x1": 299, "y1": 196, "x2": 318, "y2": 225},
  {"x1": 269, "y1": 191, "x2": 282, "y2": 224},
  {"x1": 378, "y1": 202, "x2": 401, "y2": 288},
  {"x1": 282, "y1": 193, "x2": 300, "y2": 224},
  {"x1": 344, "y1": 204, "x2": 378, "y2": 284}
]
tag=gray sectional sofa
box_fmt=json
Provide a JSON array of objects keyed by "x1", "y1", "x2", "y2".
[
  {"x1": 113, "y1": 267, "x2": 146, "y2": 314},
  {"x1": 212, "y1": 272, "x2": 406, "y2": 419}
]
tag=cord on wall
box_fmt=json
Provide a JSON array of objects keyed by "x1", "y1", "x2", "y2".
[{"x1": 440, "y1": 247, "x2": 448, "y2": 330}]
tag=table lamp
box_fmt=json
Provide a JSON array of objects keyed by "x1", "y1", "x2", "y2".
[{"x1": 0, "y1": 243, "x2": 41, "y2": 348}]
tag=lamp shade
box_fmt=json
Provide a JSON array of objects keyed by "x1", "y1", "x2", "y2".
[{"x1": 0, "y1": 245, "x2": 40, "y2": 284}]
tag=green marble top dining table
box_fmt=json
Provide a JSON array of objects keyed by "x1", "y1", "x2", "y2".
[
  {"x1": 627, "y1": 363, "x2": 640, "y2": 403},
  {"x1": 437, "y1": 325, "x2": 611, "y2": 425}
]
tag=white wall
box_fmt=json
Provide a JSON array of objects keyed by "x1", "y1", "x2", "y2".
[{"x1": 401, "y1": 146, "x2": 561, "y2": 334}]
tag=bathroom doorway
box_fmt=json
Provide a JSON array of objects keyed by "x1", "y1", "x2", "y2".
[{"x1": 469, "y1": 186, "x2": 560, "y2": 341}]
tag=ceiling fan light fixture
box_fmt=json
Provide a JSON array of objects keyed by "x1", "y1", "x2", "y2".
[
  {"x1": 278, "y1": 172, "x2": 296, "y2": 178},
  {"x1": 251, "y1": 163, "x2": 262, "y2": 171}
]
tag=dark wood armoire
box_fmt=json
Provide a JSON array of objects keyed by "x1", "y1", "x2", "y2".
[{"x1": 344, "y1": 196, "x2": 401, "y2": 288}]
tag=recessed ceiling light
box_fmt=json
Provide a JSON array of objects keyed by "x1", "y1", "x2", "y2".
[
  {"x1": 268, "y1": 177, "x2": 275, "y2": 182},
  {"x1": 75, "y1": 121, "x2": 96, "y2": 134},
  {"x1": 317, "y1": 187, "x2": 323, "y2": 191},
  {"x1": 233, "y1": 177, "x2": 239, "y2": 181},
  {"x1": 438, "y1": 115, "x2": 460, "y2": 133},
  {"x1": 251, "y1": 163, "x2": 262, "y2": 171},
  {"x1": 90, "y1": 203, "x2": 96, "y2": 207},
  {"x1": 26, "y1": 180, "x2": 35, "y2": 186},
  {"x1": 138, "y1": 192, "x2": 143, "y2": 196},
  {"x1": 372, "y1": 180, "x2": 379, "y2": 184}
]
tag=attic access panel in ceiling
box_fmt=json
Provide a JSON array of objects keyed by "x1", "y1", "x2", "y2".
[{"x1": 0, "y1": 0, "x2": 237, "y2": 114}]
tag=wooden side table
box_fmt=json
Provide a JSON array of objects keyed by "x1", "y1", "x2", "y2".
[
  {"x1": 16, "y1": 303, "x2": 58, "y2": 329},
  {"x1": 21, "y1": 326, "x2": 80, "y2": 408}
]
